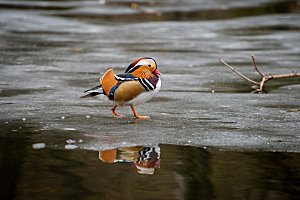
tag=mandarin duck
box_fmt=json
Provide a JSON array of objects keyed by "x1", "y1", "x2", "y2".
[
  {"x1": 99, "y1": 146, "x2": 160, "y2": 175},
  {"x1": 81, "y1": 57, "x2": 162, "y2": 119}
]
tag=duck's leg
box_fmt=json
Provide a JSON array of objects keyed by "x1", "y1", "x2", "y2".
[
  {"x1": 130, "y1": 105, "x2": 150, "y2": 119},
  {"x1": 111, "y1": 105, "x2": 123, "y2": 117}
]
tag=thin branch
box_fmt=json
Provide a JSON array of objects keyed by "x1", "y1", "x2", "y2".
[
  {"x1": 219, "y1": 56, "x2": 300, "y2": 93},
  {"x1": 259, "y1": 76, "x2": 267, "y2": 92},
  {"x1": 251, "y1": 55, "x2": 265, "y2": 77},
  {"x1": 219, "y1": 58, "x2": 259, "y2": 85},
  {"x1": 266, "y1": 73, "x2": 299, "y2": 79}
]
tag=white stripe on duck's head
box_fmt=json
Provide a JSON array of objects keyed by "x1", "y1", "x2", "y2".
[{"x1": 125, "y1": 57, "x2": 161, "y2": 76}]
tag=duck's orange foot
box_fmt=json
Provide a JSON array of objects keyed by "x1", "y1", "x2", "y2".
[
  {"x1": 111, "y1": 105, "x2": 123, "y2": 117},
  {"x1": 130, "y1": 105, "x2": 150, "y2": 119},
  {"x1": 134, "y1": 115, "x2": 150, "y2": 119}
]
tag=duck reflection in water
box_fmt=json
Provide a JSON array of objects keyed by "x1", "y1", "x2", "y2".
[{"x1": 99, "y1": 146, "x2": 160, "y2": 175}]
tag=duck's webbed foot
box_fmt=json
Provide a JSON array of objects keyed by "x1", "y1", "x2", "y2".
[
  {"x1": 130, "y1": 105, "x2": 150, "y2": 119},
  {"x1": 111, "y1": 105, "x2": 123, "y2": 117}
]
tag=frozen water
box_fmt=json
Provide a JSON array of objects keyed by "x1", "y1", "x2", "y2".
[
  {"x1": 66, "y1": 139, "x2": 77, "y2": 144},
  {"x1": 63, "y1": 128, "x2": 77, "y2": 131},
  {"x1": 0, "y1": 0, "x2": 299, "y2": 152},
  {"x1": 32, "y1": 143, "x2": 46, "y2": 150},
  {"x1": 65, "y1": 144, "x2": 78, "y2": 150}
]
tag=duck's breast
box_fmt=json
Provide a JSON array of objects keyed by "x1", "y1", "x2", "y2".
[{"x1": 126, "y1": 78, "x2": 161, "y2": 105}]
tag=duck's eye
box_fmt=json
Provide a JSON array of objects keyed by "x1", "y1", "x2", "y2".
[{"x1": 148, "y1": 64, "x2": 151, "y2": 67}]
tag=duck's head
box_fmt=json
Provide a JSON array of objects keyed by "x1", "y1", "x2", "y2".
[{"x1": 125, "y1": 57, "x2": 161, "y2": 78}]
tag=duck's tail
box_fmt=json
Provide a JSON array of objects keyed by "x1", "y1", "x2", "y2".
[
  {"x1": 80, "y1": 84, "x2": 103, "y2": 98},
  {"x1": 81, "y1": 69, "x2": 118, "y2": 98}
]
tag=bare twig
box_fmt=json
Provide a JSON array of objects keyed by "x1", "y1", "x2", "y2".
[
  {"x1": 218, "y1": 58, "x2": 259, "y2": 85},
  {"x1": 251, "y1": 55, "x2": 264, "y2": 77},
  {"x1": 266, "y1": 73, "x2": 299, "y2": 79},
  {"x1": 219, "y1": 55, "x2": 300, "y2": 93}
]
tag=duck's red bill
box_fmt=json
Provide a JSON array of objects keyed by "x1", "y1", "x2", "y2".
[{"x1": 154, "y1": 69, "x2": 162, "y2": 75}]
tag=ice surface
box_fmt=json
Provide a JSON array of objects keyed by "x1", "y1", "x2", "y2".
[
  {"x1": 32, "y1": 143, "x2": 46, "y2": 150},
  {"x1": 0, "y1": 0, "x2": 299, "y2": 152}
]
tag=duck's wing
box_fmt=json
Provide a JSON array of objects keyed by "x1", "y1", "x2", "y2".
[
  {"x1": 115, "y1": 73, "x2": 156, "y2": 91},
  {"x1": 100, "y1": 69, "x2": 118, "y2": 95},
  {"x1": 114, "y1": 73, "x2": 138, "y2": 81}
]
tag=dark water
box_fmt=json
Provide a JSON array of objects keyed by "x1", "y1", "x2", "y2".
[
  {"x1": 1, "y1": 0, "x2": 300, "y2": 199},
  {"x1": 1, "y1": 123, "x2": 300, "y2": 200},
  {"x1": 1, "y1": 139, "x2": 300, "y2": 200}
]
